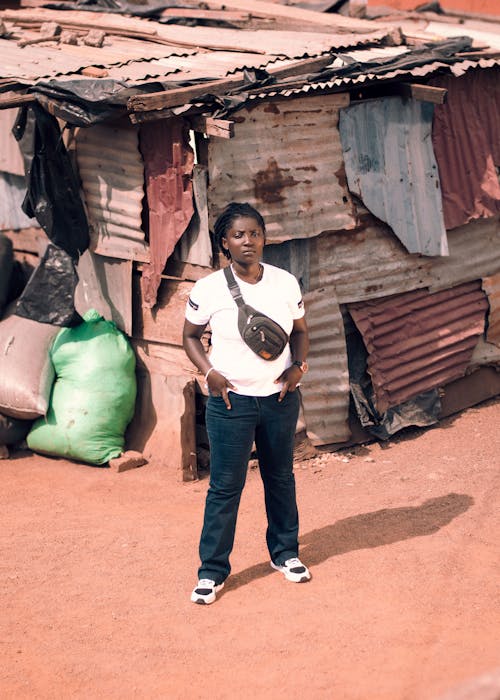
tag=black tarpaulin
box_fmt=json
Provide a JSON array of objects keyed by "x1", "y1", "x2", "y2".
[
  {"x1": 15, "y1": 243, "x2": 82, "y2": 327},
  {"x1": 12, "y1": 104, "x2": 89, "y2": 258}
]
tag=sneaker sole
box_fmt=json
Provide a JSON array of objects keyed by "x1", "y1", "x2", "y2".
[
  {"x1": 191, "y1": 582, "x2": 224, "y2": 605},
  {"x1": 270, "y1": 561, "x2": 311, "y2": 583}
]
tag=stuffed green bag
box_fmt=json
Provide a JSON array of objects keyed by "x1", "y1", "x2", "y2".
[{"x1": 27, "y1": 309, "x2": 136, "y2": 465}]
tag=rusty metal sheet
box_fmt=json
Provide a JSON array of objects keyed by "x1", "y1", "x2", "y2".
[
  {"x1": 75, "y1": 121, "x2": 148, "y2": 262},
  {"x1": 174, "y1": 164, "x2": 212, "y2": 268},
  {"x1": 339, "y1": 96, "x2": 448, "y2": 256},
  {"x1": 429, "y1": 216, "x2": 500, "y2": 292},
  {"x1": 302, "y1": 285, "x2": 351, "y2": 445},
  {"x1": 482, "y1": 273, "x2": 500, "y2": 348},
  {"x1": 140, "y1": 118, "x2": 194, "y2": 308},
  {"x1": 368, "y1": 0, "x2": 500, "y2": 14},
  {"x1": 208, "y1": 93, "x2": 356, "y2": 243},
  {"x1": 0, "y1": 109, "x2": 24, "y2": 177},
  {"x1": 349, "y1": 280, "x2": 489, "y2": 413},
  {"x1": 310, "y1": 221, "x2": 433, "y2": 304},
  {"x1": 431, "y1": 68, "x2": 500, "y2": 230},
  {"x1": 0, "y1": 34, "x2": 196, "y2": 81}
]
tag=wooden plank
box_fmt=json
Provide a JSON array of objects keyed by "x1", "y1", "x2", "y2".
[
  {"x1": 160, "y1": 8, "x2": 250, "y2": 22},
  {"x1": 126, "y1": 371, "x2": 198, "y2": 480},
  {"x1": 3, "y1": 228, "x2": 48, "y2": 255},
  {"x1": 128, "y1": 57, "x2": 347, "y2": 114},
  {"x1": 400, "y1": 83, "x2": 448, "y2": 105},
  {"x1": 188, "y1": 116, "x2": 235, "y2": 139},
  {"x1": 132, "y1": 273, "x2": 194, "y2": 345},
  {"x1": 128, "y1": 75, "x2": 249, "y2": 113},
  {"x1": 0, "y1": 93, "x2": 36, "y2": 110},
  {"x1": 202, "y1": 0, "x2": 378, "y2": 31}
]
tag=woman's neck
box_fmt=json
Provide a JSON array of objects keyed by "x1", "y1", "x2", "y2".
[{"x1": 232, "y1": 262, "x2": 263, "y2": 284}]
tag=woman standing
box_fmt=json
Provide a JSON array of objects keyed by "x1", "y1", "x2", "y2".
[{"x1": 183, "y1": 202, "x2": 310, "y2": 605}]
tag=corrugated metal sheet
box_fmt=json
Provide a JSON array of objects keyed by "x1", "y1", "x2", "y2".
[
  {"x1": 302, "y1": 285, "x2": 351, "y2": 445},
  {"x1": 310, "y1": 222, "x2": 433, "y2": 304},
  {"x1": 339, "y1": 96, "x2": 448, "y2": 256},
  {"x1": 140, "y1": 118, "x2": 194, "y2": 308},
  {"x1": 75, "y1": 250, "x2": 133, "y2": 335},
  {"x1": 103, "y1": 53, "x2": 294, "y2": 83},
  {"x1": 75, "y1": 121, "x2": 148, "y2": 261},
  {"x1": 208, "y1": 93, "x2": 356, "y2": 243},
  {"x1": 173, "y1": 164, "x2": 212, "y2": 268},
  {"x1": 262, "y1": 237, "x2": 311, "y2": 292},
  {"x1": 0, "y1": 109, "x2": 24, "y2": 177},
  {"x1": 429, "y1": 216, "x2": 500, "y2": 292},
  {"x1": 431, "y1": 68, "x2": 500, "y2": 230},
  {"x1": 482, "y1": 273, "x2": 500, "y2": 348},
  {"x1": 0, "y1": 172, "x2": 37, "y2": 231},
  {"x1": 0, "y1": 35, "x2": 197, "y2": 80},
  {"x1": 369, "y1": 0, "x2": 500, "y2": 15},
  {"x1": 349, "y1": 280, "x2": 489, "y2": 413}
]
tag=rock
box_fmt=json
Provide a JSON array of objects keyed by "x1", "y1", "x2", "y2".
[
  {"x1": 0, "y1": 445, "x2": 9, "y2": 459},
  {"x1": 108, "y1": 450, "x2": 147, "y2": 473},
  {"x1": 83, "y1": 30, "x2": 106, "y2": 48}
]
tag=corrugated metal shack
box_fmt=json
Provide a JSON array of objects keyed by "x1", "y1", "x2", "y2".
[{"x1": 0, "y1": 0, "x2": 499, "y2": 479}]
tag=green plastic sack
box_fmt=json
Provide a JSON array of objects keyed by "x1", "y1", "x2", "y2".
[{"x1": 27, "y1": 309, "x2": 136, "y2": 465}]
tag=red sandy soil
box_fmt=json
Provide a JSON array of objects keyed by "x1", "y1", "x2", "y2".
[{"x1": 1, "y1": 398, "x2": 499, "y2": 700}]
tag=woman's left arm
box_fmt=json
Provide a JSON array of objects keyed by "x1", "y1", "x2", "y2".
[{"x1": 275, "y1": 317, "x2": 310, "y2": 401}]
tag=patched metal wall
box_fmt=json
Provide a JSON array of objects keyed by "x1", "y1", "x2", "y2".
[{"x1": 208, "y1": 93, "x2": 356, "y2": 243}]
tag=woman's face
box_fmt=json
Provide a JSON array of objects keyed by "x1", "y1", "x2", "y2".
[{"x1": 222, "y1": 215, "x2": 265, "y2": 264}]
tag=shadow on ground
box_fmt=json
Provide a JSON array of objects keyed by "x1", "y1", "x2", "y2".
[{"x1": 226, "y1": 493, "x2": 474, "y2": 591}]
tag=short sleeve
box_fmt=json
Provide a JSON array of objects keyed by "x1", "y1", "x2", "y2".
[
  {"x1": 185, "y1": 279, "x2": 211, "y2": 326},
  {"x1": 289, "y1": 274, "x2": 305, "y2": 320}
]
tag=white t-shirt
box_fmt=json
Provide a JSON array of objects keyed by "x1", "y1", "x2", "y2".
[{"x1": 185, "y1": 263, "x2": 305, "y2": 396}]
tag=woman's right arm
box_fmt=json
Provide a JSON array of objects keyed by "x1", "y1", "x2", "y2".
[{"x1": 182, "y1": 319, "x2": 235, "y2": 409}]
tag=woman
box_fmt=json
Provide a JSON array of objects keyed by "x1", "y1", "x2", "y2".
[{"x1": 183, "y1": 202, "x2": 310, "y2": 605}]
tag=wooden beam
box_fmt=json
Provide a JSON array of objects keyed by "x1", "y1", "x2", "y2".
[
  {"x1": 0, "y1": 93, "x2": 36, "y2": 110},
  {"x1": 128, "y1": 75, "x2": 249, "y2": 113},
  {"x1": 400, "y1": 83, "x2": 448, "y2": 105},
  {"x1": 127, "y1": 55, "x2": 339, "y2": 115},
  {"x1": 188, "y1": 116, "x2": 234, "y2": 139}
]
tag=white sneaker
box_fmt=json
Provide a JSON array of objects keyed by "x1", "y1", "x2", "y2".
[
  {"x1": 270, "y1": 557, "x2": 311, "y2": 583},
  {"x1": 190, "y1": 578, "x2": 225, "y2": 605}
]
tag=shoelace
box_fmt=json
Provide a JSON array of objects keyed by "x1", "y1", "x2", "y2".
[
  {"x1": 197, "y1": 578, "x2": 216, "y2": 588},
  {"x1": 285, "y1": 558, "x2": 303, "y2": 568}
]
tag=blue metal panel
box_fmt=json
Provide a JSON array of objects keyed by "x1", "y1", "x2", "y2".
[{"x1": 339, "y1": 96, "x2": 449, "y2": 256}]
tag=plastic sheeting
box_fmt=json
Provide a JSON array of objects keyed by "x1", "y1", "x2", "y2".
[
  {"x1": 15, "y1": 243, "x2": 82, "y2": 327},
  {"x1": 13, "y1": 105, "x2": 89, "y2": 259}
]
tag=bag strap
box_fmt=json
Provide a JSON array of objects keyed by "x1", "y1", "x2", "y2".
[{"x1": 224, "y1": 266, "x2": 245, "y2": 308}]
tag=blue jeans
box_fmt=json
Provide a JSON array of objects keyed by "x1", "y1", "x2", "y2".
[{"x1": 198, "y1": 390, "x2": 300, "y2": 583}]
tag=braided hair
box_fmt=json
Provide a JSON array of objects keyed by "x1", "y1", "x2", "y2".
[{"x1": 213, "y1": 202, "x2": 266, "y2": 259}]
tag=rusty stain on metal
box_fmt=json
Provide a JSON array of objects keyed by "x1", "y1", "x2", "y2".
[{"x1": 253, "y1": 158, "x2": 299, "y2": 204}]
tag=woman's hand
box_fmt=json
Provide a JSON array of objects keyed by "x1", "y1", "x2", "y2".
[
  {"x1": 275, "y1": 364, "x2": 303, "y2": 402},
  {"x1": 207, "y1": 370, "x2": 236, "y2": 410}
]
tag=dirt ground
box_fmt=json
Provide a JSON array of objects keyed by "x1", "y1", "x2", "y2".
[{"x1": 1, "y1": 398, "x2": 499, "y2": 700}]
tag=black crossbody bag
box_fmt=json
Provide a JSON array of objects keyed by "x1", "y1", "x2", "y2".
[{"x1": 224, "y1": 266, "x2": 289, "y2": 361}]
